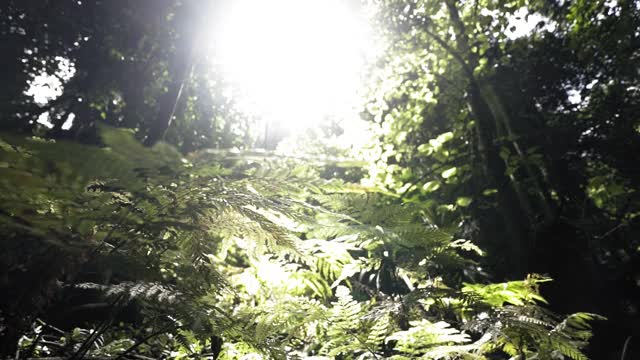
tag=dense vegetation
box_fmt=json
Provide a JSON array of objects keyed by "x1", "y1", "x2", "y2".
[{"x1": 0, "y1": 0, "x2": 638, "y2": 359}]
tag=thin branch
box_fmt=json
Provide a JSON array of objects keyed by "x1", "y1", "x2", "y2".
[
  {"x1": 596, "y1": 222, "x2": 626, "y2": 239},
  {"x1": 621, "y1": 336, "x2": 632, "y2": 360},
  {"x1": 113, "y1": 324, "x2": 177, "y2": 360},
  {"x1": 421, "y1": 26, "x2": 475, "y2": 79}
]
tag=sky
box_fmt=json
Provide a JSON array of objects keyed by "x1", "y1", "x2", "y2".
[{"x1": 25, "y1": 2, "x2": 567, "y2": 142}]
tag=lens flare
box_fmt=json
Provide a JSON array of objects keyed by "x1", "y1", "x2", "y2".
[{"x1": 208, "y1": 0, "x2": 378, "y2": 132}]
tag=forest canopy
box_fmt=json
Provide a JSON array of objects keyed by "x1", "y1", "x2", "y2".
[{"x1": 0, "y1": 0, "x2": 638, "y2": 359}]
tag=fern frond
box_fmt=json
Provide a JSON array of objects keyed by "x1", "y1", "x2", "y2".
[
  {"x1": 75, "y1": 281, "x2": 183, "y2": 304},
  {"x1": 387, "y1": 319, "x2": 471, "y2": 356}
]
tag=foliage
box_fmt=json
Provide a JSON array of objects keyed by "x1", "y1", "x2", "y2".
[
  {"x1": 0, "y1": 127, "x2": 601, "y2": 359},
  {"x1": 0, "y1": 126, "x2": 306, "y2": 357},
  {"x1": 360, "y1": 0, "x2": 639, "y2": 356},
  {"x1": 2, "y1": 0, "x2": 636, "y2": 358}
]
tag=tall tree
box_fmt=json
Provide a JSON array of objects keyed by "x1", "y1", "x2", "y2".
[
  {"x1": 365, "y1": 0, "x2": 640, "y2": 356},
  {"x1": 0, "y1": 0, "x2": 256, "y2": 149}
]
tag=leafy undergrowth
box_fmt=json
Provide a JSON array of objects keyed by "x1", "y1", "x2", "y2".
[{"x1": 0, "y1": 128, "x2": 601, "y2": 359}]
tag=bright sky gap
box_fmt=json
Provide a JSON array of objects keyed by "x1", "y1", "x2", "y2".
[{"x1": 207, "y1": 0, "x2": 379, "y2": 134}]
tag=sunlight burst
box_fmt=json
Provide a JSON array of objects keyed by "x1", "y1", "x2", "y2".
[{"x1": 209, "y1": 0, "x2": 377, "y2": 132}]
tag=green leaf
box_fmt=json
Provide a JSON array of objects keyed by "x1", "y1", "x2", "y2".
[
  {"x1": 441, "y1": 167, "x2": 457, "y2": 179},
  {"x1": 456, "y1": 197, "x2": 472, "y2": 207},
  {"x1": 417, "y1": 143, "x2": 432, "y2": 154},
  {"x1": 482, "y1": 188, "x2": 498, "y2": 196},
  {"x1": 436, "y1": 131, "x2": 454, "y2": 143},
  {"x1": 422, "y1": 180, "x2": 441, "y2": 192}
]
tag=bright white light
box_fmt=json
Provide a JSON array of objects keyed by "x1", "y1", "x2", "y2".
[
  {"x1": 61, "y1": 113, "x2": 75, "y2": 130},
  {"x1": 480, "y1": 7, "x2": 556, "y2": 40},
  {"x1": 36, "y1": 112, "x2": 54, "y2": 128},
  {"x1": 506, "y1": 8, "x2": 556, "y2": 40},
  {"x1": 25, "y1": 56, "x2": 75, "y2": 105},
  {"x1": 209, "y1": 0, "x2": 377, "y2": 132}
]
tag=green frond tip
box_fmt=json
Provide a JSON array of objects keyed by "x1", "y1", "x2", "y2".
[
  {"x1": 449, "y1": 239, "x2": 485, "y2": 256},
  {"x1": 387, "y1": 320, "x2": 471, "y2": 356},
  {"x1": 462, "y1": 275, "x2": 551, "y2": 307}
]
